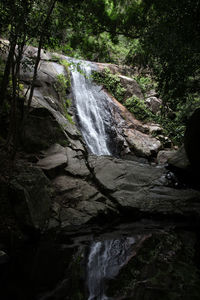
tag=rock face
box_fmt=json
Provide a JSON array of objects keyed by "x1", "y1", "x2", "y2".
[
  {"x1": 21, "y1": 108, "x2": 69, "y2": 153},
  {"x1": 10, "y1": 163, "x2": 51, "y2": 230},
  {"x1": 108, "y1": 95, "x2": 163, "y2": 158},
  {"x1": 88, "y1": 156, "x2": 200, "y2": 217},
  {"x1": 51, "y1": 175, "x2": 116, "y2": 228}
]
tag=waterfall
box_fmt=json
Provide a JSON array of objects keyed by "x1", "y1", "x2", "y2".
[
  {"x1": 68, "y1": 58, "x2": 114, "y2": 155},
  {"x1": 87, "y1": 237, "x2": 136, "y2": 300}
]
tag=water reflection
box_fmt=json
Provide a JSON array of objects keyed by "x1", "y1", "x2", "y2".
[{"x1": 87, "y1": 237, "x2": 138, "y2": 300}]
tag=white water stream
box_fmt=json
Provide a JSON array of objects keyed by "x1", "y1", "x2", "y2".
[
  {"x1": 65, "y1": 57, "x2": 134, "y2": 299},
  {"x1": 68, "y1": 58, "x2": 114, "y2": 155},
  {"x1": 87, "y1": 237, "x2": 136, "y2": 300}
]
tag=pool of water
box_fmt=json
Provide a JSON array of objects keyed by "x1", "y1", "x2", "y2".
[{"x1": 1, "y1": 219, "x2": 200, "y2": 300}]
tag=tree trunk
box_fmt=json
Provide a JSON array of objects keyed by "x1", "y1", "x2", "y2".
[
  {"x1": 27, "y1": 0, "x2": 57, "y2": 112},
  {"x1": 6, "y1": 35, "x2": 26, "y2": 158},
  {"x1": 0, "y1": 36, "x2": 17, "y2": 107}
]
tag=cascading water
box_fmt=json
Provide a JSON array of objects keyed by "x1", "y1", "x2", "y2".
[
  {"x1": 65, "y1": 57, "x2": 136, "y2": 299},
  {"x1": 68, "y1": 58, "x2": 114, "y2": 155},
  {"x1": 87, "y1": 237, "x2": 136, "y2": 300}
]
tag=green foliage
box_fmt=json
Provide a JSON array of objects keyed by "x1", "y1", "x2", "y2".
[
  {"x1": 125, "y1": 39, "x2": 147, "y2": 68},
  {"x1": 54, "y1": 73, "x2": 74, "y2": 124},
  {"x1": 138, "y1": 0, "x2": 200, "y2": 109},
  {"x1": 92, "y1": 67, "x2": 126, "y2": 102},
  {"x1": 55, "y1": 73, "x2": 68, "y2": 94},
  {"x1": 125, "y1": 96, "x2": 153, "y2": 121},
  {"x1": 134, "y1": 75, "x2": 157, "y2": 95}
]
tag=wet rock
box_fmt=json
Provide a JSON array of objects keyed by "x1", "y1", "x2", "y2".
[{"x1": 108, "y1": 231, "x2": 200, "y2": 300}]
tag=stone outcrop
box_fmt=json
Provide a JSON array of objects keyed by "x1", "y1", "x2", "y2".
[
  {"x1": 51, "y1": 175, "x2": 116, "y2": 228},
  {"x1": 10, "y1": 162, "x2": 51, "y2": 230},
  {"x1": 108, "y1": 95, "x2": 163, "y2": 158},
  {"x1": 88, "y1": 156, "x2": 200, "y2": 217}
]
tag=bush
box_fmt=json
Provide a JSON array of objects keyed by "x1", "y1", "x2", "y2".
[
  {"x1": 92, "y1": 67, "x2": 126, "y2": 102},
  {"x1": 133, "y1": 75, "x2": 157, "y2": 95},
  {"x1": 125, "y1": 96, "x2": 153, "y2": 121}
]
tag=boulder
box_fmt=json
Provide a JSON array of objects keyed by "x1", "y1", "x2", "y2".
[
  {"x1": 124, "y1": 128, "x2": 161, "y2": 158},
  {"x1": 97, "y1": 62, "x2": 135, "y2": 78},
  {"x1": 143, "y1": 123, "x2": 163, "y2": 135},
  {"x1": 167, "y1": 145, "x2": 190, "y2": 170},
  {"x1": 145, "y1": 96, "x2": 162, "y2": 114},
  {"x1": 157, "y1": 149, "x2": 177, "y2": 165},
  {"x1": 97, "y1": 63, "x2": 143, "y2": 100}
]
